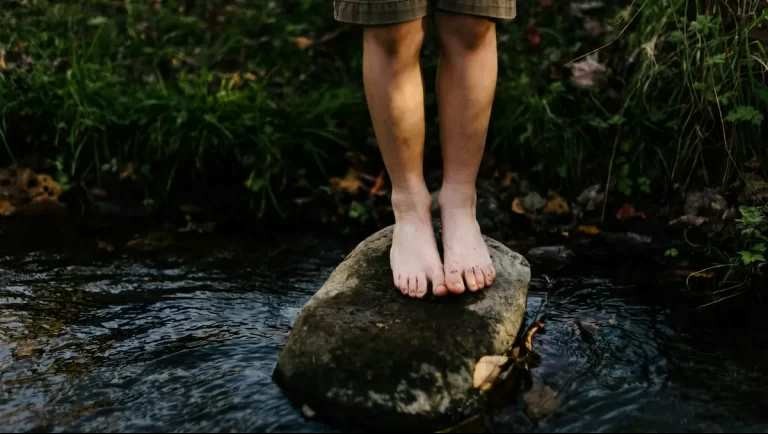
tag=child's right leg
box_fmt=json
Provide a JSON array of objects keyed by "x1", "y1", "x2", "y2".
[{"x1": 363, "y1": 20, "x2": 448, "y2": 298}]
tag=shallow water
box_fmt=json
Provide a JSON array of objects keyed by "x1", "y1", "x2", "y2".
[{"x1": 1, "y1": 233, "x2": 768, "y2": 432}]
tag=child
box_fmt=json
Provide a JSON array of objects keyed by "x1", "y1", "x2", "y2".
[{"x1": 334, "y1": 0, "x2": 516, "y2": 298}]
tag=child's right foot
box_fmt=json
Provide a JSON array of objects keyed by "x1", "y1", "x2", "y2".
[{"x1": 390, "y1": 189, "x2": 448, "y2": 298}]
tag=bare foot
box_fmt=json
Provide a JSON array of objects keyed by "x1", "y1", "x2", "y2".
[
  {"x1": 390, "y1": 189, "x2": 448, "y2": 298},
  {"x1": 439, "y1": 187, "x2": 496, "y2": 294}
]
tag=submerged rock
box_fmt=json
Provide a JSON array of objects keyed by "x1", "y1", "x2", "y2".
[
  {"x1": 526, "y1": 245, "x2": 575, "y2": 272},
  {"x1": 274, "y1": 226, "x2": 530, "y2": 431}
]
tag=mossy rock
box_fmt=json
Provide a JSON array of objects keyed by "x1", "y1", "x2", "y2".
[{"x1": 274, "y1": 226, "x2": 530, "y2": 431}]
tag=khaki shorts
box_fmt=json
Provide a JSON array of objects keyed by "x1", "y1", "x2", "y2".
[{"x1": 333, "y1": 0, "x2": 516, "y2": 25}]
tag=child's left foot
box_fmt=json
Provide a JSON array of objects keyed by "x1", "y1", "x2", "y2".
[{"x1": 439, "y1": 187, "x2": 496, "y2": 294}]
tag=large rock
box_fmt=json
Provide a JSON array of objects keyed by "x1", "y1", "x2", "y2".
[{"x1": 274, "y1": 226, "x2": 530, "y2": 431}]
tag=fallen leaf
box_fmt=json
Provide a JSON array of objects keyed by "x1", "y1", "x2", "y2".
[
  {"x1": 543, "y1": 192, "x2": 570, "y2": 215},
  {"x1": 330, "y1": 170, "x2": 363, "y2": 194},
  {"x1": 577, "y1": 225, "x2": 601, "y2": 236},
  {"x1": 511, "y1": 197, "x2": 526, "y2": 215},
  {"x1": 473, "y1": 355, "x2": 509, "y2": 391},
  {"x1": 28, "y1": 175, "x2": 62, "y2": 202},
  {"x1": 501, "y1": 171, "x2": 517, "y2": 188},
  {"x1": 294, "y1": 36, "x2": 314, "y2": 50},
  {"x1": 523, "y1": 320, "x2": 545, "y2": 353},
  {"x1": 568, "y1": 54, "x2": 607, "y2": 89},
  {"x1": 0, "y1": 199, "x2": 15, "y2": 216},
  {"x1": 0, "y1": 49, "x2": 6, "y2": 71},
  {"x1": 642, "y1": 35, "x2": 658, "y2": 63},
  {"x1": 120, "y1": 162, "x2": 137, "y2": 181},
  {"x1": 616, "y1": 203, "x2": 647, "y2": 221},
  {"x1": 369, "y1": 171, "x2": 386, "y2": 197}
]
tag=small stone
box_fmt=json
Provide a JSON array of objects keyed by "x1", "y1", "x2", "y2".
[
  {"x1": 524, "y1": 381, "x2": 561, "y2": 421},
  {"x1": 302, "y1": 405, "x2": 317, "y2": 419},
  {"x1": 522, "y1": 192, "x2": 547, "y2": 213},
  {"x1": 526, "y1": 246, "x2": 575, "y2": 272}
]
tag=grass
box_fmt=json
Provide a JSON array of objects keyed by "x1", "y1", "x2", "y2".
[{"x1": 0, "y1": 0, "x2": 765, "y2": 219}]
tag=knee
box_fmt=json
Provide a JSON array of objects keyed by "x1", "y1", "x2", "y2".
[
  {"x1": 439, "y1": 15, "x2": 496, "y2": 53},
  {"x1": 364, "y1": 21, "x2": 425, "y2": 60}
]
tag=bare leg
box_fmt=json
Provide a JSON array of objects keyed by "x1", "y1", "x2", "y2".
[
  {"x1": 435, "y1": 13, "x2": 498, "y2": 294},
  {"x1": 363, "y1": 19, "x2": 447, "y2": 298}
]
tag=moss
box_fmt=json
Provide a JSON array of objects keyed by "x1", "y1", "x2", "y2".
[{"x1": 274, "y1": 228, "x2": 529, "y2": 431}]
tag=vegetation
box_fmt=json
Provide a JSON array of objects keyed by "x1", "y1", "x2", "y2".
[{"x1": 0, "y1": 0, "x2": 766, "y2": 282}]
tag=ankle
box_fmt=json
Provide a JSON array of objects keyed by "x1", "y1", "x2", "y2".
[
  {"x1": 438, "y1": 185, "x2": 477, "y2": 212},
  {"x1": 391, "y1": 187, "x2": 432, "y2": 220}
]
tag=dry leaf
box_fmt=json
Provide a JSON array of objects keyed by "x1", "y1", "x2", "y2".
[
  {"x1": 511, "y1": 197, "x2": 526, "y2": 215},
  {"x1": 29, "y1": 175, "x2": 62, "y2": 202},
  {"x1": 568, "y1": 54, "x2": 607, "y2": 89},
  {"x1": 501, "y1": 171, "x2": 516, "y2": 188},
  {"x1": 524, "y1": 320, "x2": 545, "y2": 353},
  {"x1": 0, "y1": 49, "x2": 6, "y2": 71},
  {"x1": 15, "y1": 168, "x2": 36, "y2": 191},
  {"x1": 616, "y1": 203, "x2": 647, "y2": 221},
  {"x1": 543, "y1": 192, "x2": 570, "y2": 215},
  {"x1": 0, "y1": 199, "x2": 15, "y2": 216},
  {"x1": 120, "y1": 162, "x2": 137, "y2": 180},
  {"x1": 330, "y1": 170, "x2": 363, "y2": 194},
  {"x1": 294, "y1": 37, "x2": 314, "y2": 50},
  {"x1": 642, "y1": 35, "x2": 659, "y2": 63},
  {"x1": 369, "y1": 171, "x2": 386, "y2": 197},
  {"x1": 577, "y1": 225, "x2": 601, "y2": 236},
  {"x1": 472, "y1": 355, "x2": 509, "y2": 391}
]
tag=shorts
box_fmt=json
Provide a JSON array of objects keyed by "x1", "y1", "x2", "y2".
[{"x1": 333, "y1": 0, "x2": 517, "y2": 25}]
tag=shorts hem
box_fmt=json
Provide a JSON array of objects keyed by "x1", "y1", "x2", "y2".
[
  {"x1": 436, "y1": 1, "x2": 517, "y2": 20},
  {"x1": 334, "y1": 0, "x2": 430, "y2": 25}
]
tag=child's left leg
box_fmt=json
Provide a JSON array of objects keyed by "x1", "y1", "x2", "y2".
[{"x1": 435, "y1": 12, "x2": 499, "y2": 294}]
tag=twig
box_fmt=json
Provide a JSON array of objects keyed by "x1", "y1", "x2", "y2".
[
  {"x1": 565, "y1": 0, "x2": 647, "y2": 66},
  {"x1": 713, "y1": 84, "x2": 743, "y2": 186},
  {"x1": 685, "y1": 263, "x2": 734, "y2": 291},
  {"x1": 697, "y1": 290, "x2": 748, "y2": 309},
  {"x1": 601, "y1": 126, "x2": 622, "y2": 223}
]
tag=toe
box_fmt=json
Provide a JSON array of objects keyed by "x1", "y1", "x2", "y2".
[
  {"x1": 416, "y1": 273, "x2": 428, "y2": 298},
  {"x1": 406, "y1": 276, "x2": 417, "y2": 298},
  {"x1": 464, "y1": 269, "x2": 479, "y2": 292},
  {"x1": 474, "y1": 266, "x2": 487, "y2": 289},
  {"x1": 484, "y1": 265, "x2": 496, "y2": 286},
  {"x1": 395, "y1": 274, "x2": 408, "y2": 294},
  {"x1": 445, "y1": 267, "x2": 466, "y2": 294},
  {"x1": 431, "y1": 268, "x2": 448, "y2": 297}
]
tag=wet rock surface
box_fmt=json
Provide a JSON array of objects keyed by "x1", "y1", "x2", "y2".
[{"x1": 274, "y1": 226, "x2": 530, "y2": 431}]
